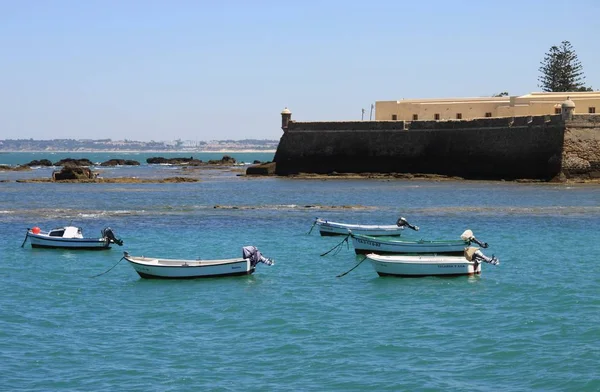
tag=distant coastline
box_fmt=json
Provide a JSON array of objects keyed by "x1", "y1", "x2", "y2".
[
  {"x1": 0, "y1": 138, "x2": 279, "y2": 153},
  {"x1": 0, "y1": 149, "x2": 276, "y2": 154}
]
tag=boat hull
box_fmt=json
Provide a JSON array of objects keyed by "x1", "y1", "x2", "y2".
[
  {"x1": 351, "y1": 233, "x2": 467, "y2": 255},
  {"x1": 125, "y1": 256, "x2": 255, "y2": 279},
  {"x1": 28, "y1": 235, "x2": 111, "y2": 250},
  {"x1": 367, "y1": 254, "x2": 481, "y2": 277},
  {"x1": 316, "y1": 219, "x2": 404, "y2": 237}
]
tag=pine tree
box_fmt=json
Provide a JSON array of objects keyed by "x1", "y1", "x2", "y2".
[{"x1": 538, "y1": 41, "x2": 588, "y2": 92}]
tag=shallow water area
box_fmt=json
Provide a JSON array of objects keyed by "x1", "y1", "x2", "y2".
[{"x1": 1, "y1": 152, "x2": 599, "y2": 391}]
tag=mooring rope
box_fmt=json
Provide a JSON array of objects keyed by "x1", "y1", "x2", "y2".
[
  {"x1": 320, "y1": 234, "x2": 350, "y2": 257},
  {"x1": 336, "y1": 255, "x2": 368, "y2": 278},
  {"x1": 306, "y1": 219, "x2": 317, "y2": 235},
  {"x1": 90, "y1": 256, "x2": 125, "y2": 278},
  {"x1": 20, "y1": 230, "x2": 29, "y2": 248}
]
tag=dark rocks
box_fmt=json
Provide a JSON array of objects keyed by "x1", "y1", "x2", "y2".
[
  {"x1": 53, "y1": 166, "x2": 97, "y2": 181},
  {"x1": 24, "y1": 159, "x2": 53, "y2": 167},
  {"x1": 146, "y1": 157, "x2": 203, "y2": 165},
  {"x1": 54, "y1": 158, "x2": 94, "y2": 167},
  {"x1": 207, "y1": 155, "x2": 236, "y2": 165},
  {"x1": 146, "y1": 155, "x2": 236, "y2": 166},
  {"x1": 161, "y1": 177, "x2": 199, "y2": 183},
  {"x1": 246, "y1": 162, "x2": 276, "y2": 175},
  {"x1": 100, "y1": 159, "x2": 140, "y2": 166}
]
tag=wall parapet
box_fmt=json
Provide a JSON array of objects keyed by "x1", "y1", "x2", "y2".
[{"x1": 287, "y1": 115, "x2": 565, "y2": 133}]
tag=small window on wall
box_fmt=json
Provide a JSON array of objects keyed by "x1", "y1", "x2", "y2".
[
  {"x1": 456, "y1": 113, "x2": 462, "y2": 119},
  {"x1": 555, "y1": 107, "x2": 562, "y2": 114},
  {"x1": 434, "y1": 113, "x2": 440, "y2": 120},
  {"x1": 485, "y1": 112, "x2": 492, "y2": 118},
  {"x1": 412, "y1": 114, "x2": 418, "y2": 121},
  {"x1": 392, "y1": 114, "x2": 397, "y2": 120},
  {"x1": 590, "y1": 107, "x2": 596, "y2": 114}
]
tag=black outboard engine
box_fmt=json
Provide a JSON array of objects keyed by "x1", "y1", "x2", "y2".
[
  {"x1": 397, "y1": 217, "x2": 419, "y2": 231},
  {"x1": 102, "y1": 227, "x2": 123, "y2": 246}
]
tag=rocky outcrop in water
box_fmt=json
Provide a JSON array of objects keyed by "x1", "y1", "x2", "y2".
[
  {"x1": 100, "y1": 159, "x2": 141, "y2": 166},
  {"x1": 246, "y1": 162, "x2": 275, "y2": 175},
  {"x1": 146, "y1": 155, "x2": 237, "y2": 166},
  {"x1": 24, "y1": 159, "x2": 53, "y2": 167},
  {"x1": 208, "y1": 155, "x2": 236, "y2": 165},
  {"x1": 54, "y1": 158, "x2": 94, "y2": 167},
  {"x1": 53, "y1": 166, "x2": 97, "y2": 181},
  {"x1": 146, "y1": 157, "x2": 203, "y2": 165}
]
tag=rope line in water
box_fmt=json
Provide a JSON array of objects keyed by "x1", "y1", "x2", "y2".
[
  {"x1": 336, "y1": 256, "x2": 368, "y2": 278},
  {"x1": 306, "y1": 219, "x2": 317, "y2": 235},
  {"x1": 20, "y1": 231, "x2": 29, "y2": 248},
  {"x1": 90, "y1": 256, "x2": 125, "y2": 278},
  {"x1": 320, "y1": 234, "x2": 350, "y2": 257}
]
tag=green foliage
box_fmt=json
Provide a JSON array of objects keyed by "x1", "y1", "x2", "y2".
[
  {"x1": 492, "y1": 92, "x2": 509, "y2": 97},
  {"x1": 538, "y1": 41, "x2": 589, "y2": 92}
]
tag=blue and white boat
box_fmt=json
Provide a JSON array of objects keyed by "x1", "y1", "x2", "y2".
[
  {"x1": 367, "y1": 247, "x2": 499, "y2": 277},
  {"x1": 350, "y1": 230, "x2": 488, "y2": 255},
  {"x1": 24, "y1": 226, "x2": 123, "y2": 250},
  {"x1": 122, "y1": 246, "x2": 274, "y2": 279},
  {"x1": 313, "y1": 217, "x2": 419, "y2": 236}
]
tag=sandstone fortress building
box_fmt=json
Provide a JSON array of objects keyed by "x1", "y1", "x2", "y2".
[{"x1": 375, "y1": 91, "x2": 600, "y2": 121}]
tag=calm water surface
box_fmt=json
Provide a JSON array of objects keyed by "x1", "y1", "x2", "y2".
[{"x1": 1, "y1": 153, "x2": 599, "y2": 391}]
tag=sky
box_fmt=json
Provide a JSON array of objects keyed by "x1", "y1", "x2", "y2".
[{"x1": 1, "y1": 0, "x2": 599, "y2": 142}]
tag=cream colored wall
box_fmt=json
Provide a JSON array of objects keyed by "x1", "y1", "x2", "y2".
[{"x1": 376, "y1": 92, "x2": 600, "y2": 120}]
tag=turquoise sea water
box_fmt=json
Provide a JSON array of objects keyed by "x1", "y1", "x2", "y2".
[
  {"x1": 1, "y1": 152, "x2": 599, "y2": 391},
  {"x1": 0, "y1": 151, "x2": 274, "y2": 166}
]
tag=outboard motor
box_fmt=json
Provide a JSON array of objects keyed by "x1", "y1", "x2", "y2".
[
  {"x1": 460, "y1": 229, "x2": 488, "y2": 248},
  {"x1": 397, "y1": 217, "x2": 419, "y2": 231},
  {"x1": 465, "y1": 246, "x2": 499, "y2": 265},
  {"x1": 242, "y1": 246, "x2": 274, "y2": 267},
  {"x1": 102, "y1": 227, "x2": 123, "y2": 246}
]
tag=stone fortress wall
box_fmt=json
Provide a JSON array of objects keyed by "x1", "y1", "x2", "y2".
[{"x1": 273, "y1": 105, "x2": 600, "y2": 181}]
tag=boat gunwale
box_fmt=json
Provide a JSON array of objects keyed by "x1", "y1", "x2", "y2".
[
  {"x1": 28, "y1": 234, "x2": 109, "y2": 244},
  {"x1": 124, "y1": 255, "x2": 248, "y2": 268},
  {"x1": 316, "y1": 218, "x2": 403, "y2": 231},
  {"x1": 367, "y1": 254, "x2": 475, "y2": 266},
  {"x1": 351, "y1": 232, "x2": 468, "y2": 246}
]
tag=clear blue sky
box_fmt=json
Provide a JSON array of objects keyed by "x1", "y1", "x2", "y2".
[{"x1": 1, "y1": 0, "x2": 598, "y2": 141}]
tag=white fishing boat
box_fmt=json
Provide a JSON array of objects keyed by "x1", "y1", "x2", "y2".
[
  {"x1": 312, "y1": 217, "x2": 419, "y2": 236},
  {"x1": 350, "y1": 230, "x2": 488, "y2": 255},
  {"x1": 366, "y1": 247, "x2": 499, "y2": 277},
  {"x1": 23, "y1": 226, "x2": 123, "y2": 250},
  {"x1": 122, "y1": 246, "x2": 274, "y2": 279}
]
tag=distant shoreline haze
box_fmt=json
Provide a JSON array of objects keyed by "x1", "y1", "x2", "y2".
[{"x1": 0, "y1": 139, "x2": 279, "y2": 152}]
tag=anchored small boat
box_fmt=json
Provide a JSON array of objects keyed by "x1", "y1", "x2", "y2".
[
  {"x1": 311, "y1": 217, "x2": 419, "y2": 237},
  {"x1": 350, "y1": 229, "x2": 488, "y2": 255},
  {"x1": 122, "y1": 246, "x2": 274, "y2": 279},
  {"x1": 22, "y1": 226, "x2": 123, "y2": 250},
  {"x1": 367, "y1": 247, "x2": 499, "y2": 277}
]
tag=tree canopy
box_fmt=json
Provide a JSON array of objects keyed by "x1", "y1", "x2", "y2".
[{"x1": 538, "y1": 41, "x2": 591, "y2": 92}]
